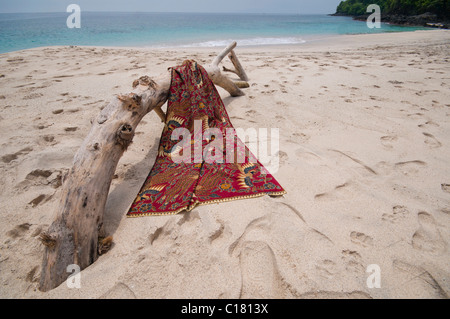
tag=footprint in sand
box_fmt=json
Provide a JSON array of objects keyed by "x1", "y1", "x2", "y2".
[
  {"x1": 423, "y1": 132, "x2": 442, "y2": 148},
  {"x1": 315, "y1": 182, "x2": 353, "y2": 202},
  {"x1": 41, "y1": 135, "x2": 55, "y2": 144},
  {"x1": 380, "y1": 135, "x2": 398, "y2": 149},
  {"x1": 370, "y1": 95, "x2": 383, "y2": 101},
  {"x1": 1, "y1": 146, "x2": 33, "y2": 163},
  {"x1": 245, "y1": 109, "x2": 258, "y2": 117},
  {"x1": 441, "y1": 184, "x2": 450, "y2": 194},
  {"x1": 228, "y1": 212, "x2": 323, "y2": 298},
  {"x1": 393, "y1": 260, "x2": 448, "y2": 298},
  {"x1": 418, "y1": 121, "x2": 439, "y2": 128},
  {"x1": 37, "y1": 123, "x2": 53, "y2": 130},
  {"x1": 100, "y1": 282, "x2": 137, "y2": 299},
  {"x1": 28, "y1": 194, "x2": 53, "y2": 207},
  {"x1": 30, "y1": 69, "x2": 47, "y2": 75},
  {"x1": 412, "y1": 212, "x2": 446, "y2": 254},
  {"x1": 394, "y1": 160, "x2": 426, "y2": 176},
  {"x1": 18, "y1": 169, "x2": 63, "y2": 190},
  {"x1": 388, "y1": 80, "x2": 403, "y2": 85},
  {"x1": 148, "y1": 210, "x2": 203, "y2": 246},
  {"x1": 25, "y1": 265, "x2": 40, "y2": 283},
  {"x1": 350, "y1": 231, "x2": 373, "y2": 247},
  {"x1": 67, "y1": 107, "x2": 81, "y2": 113},
  {"x1": 382, "y1": 205, "x2": 409, "y2": 223},
  {"x1": 6, "y1": 223, "x2": 31, "y2": 239},
  {"x1": 208, "y1": 219, "x2": 230, "y2": 246},
  {"x1": 315, "y1": 259, "x2": 339, "y2": 279},
  {"x1": 292, "y1": 132, "x2": 310, "y2": 143},
  {"x1": 407, "y1": 112, "x2": 425, "y2": 120},
  {"x1": 26, "y1": 169, "x2": 53, "y2": 180},
  {"x1": 238, "y1": 240, "x2": 285, "y2": 298},
  {"x1": 6, "y1": 56, "x2": 25, "y2": 64},
  {"x1": 341, "y1": 250, "x2": 364, "y2": 273},
  {"x1": 277, "y1": 150, "x2": 288, "y2": 165},
  {"x1": 23, "y1": 93, "x2": 43, "y2": 100}
]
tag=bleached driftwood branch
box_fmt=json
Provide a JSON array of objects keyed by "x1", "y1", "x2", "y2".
[
  {"x1": 205, "y1": 42, "x2": 246, "y2": 98},
  {"x1": 223, "y1": 49, "x2": 249, "y2": 82},
  {"x1": 38, "y1": 42, "x2": 247, "y2": 292}
]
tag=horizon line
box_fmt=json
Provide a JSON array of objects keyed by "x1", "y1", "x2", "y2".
[{"x1": 0, "y1": 10, "x2": 334, "y2": 15}]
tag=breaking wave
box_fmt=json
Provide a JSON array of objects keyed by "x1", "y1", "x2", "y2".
[{"x1": 165, "y1": 37, "x2": 307, "y2": 48}]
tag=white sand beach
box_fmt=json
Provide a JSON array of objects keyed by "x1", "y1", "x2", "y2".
[{"x1": 0, "y1": 29, "x2": 449, "y2": 299}]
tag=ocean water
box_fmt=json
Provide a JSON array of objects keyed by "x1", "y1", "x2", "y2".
[{"x1": 0, "y1": 12, "x2": 430, "y2": 53}]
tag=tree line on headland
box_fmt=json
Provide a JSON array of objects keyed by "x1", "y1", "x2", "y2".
[{"x1": 333, "y1": 0, "x2": 449, "y2": 27}]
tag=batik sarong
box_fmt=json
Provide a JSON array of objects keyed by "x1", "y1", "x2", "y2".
[{"x1": 127, "y1": 60, "x2": 286, "y2": 217}]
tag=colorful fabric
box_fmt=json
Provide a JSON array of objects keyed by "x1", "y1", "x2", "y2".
[{"x1": 127, "y1": 60, "x2": 286, "y2": 217}]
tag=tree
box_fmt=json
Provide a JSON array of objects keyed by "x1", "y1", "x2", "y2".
[{"x1": 335, "y1": 0, "x2": 449, "y2": 17}]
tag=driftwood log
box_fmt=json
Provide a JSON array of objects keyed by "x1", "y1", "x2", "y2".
[{"x1": 39, "y1": 42, "x2": 248, "y2": 291}]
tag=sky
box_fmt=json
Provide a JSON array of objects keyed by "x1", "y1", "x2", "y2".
[{"x1": 0, "y1": 0, "x2": 343, "y2": 14}]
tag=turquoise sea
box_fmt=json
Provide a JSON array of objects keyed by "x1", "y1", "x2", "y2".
[{"x1": 0, "y1": 12, "x2": 430, "y2": 53}]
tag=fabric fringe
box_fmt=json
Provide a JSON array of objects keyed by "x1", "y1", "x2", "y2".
[{"x1": 126, "y1": 190, "x2": 287, "y2": 218}]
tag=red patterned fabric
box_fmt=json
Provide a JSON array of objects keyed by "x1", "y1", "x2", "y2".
[{"x1": 127, "y1": 60, "x2": 286, "y2": 217}]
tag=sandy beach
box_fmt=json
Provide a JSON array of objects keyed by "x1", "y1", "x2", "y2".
[{"x1": 0, "y1": 29, "x2": 449, "y2": 299}]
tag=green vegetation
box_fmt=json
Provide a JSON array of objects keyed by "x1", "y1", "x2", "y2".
[{"x1": 335, "y1": 0, "x2": 449, "y2": 17}]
